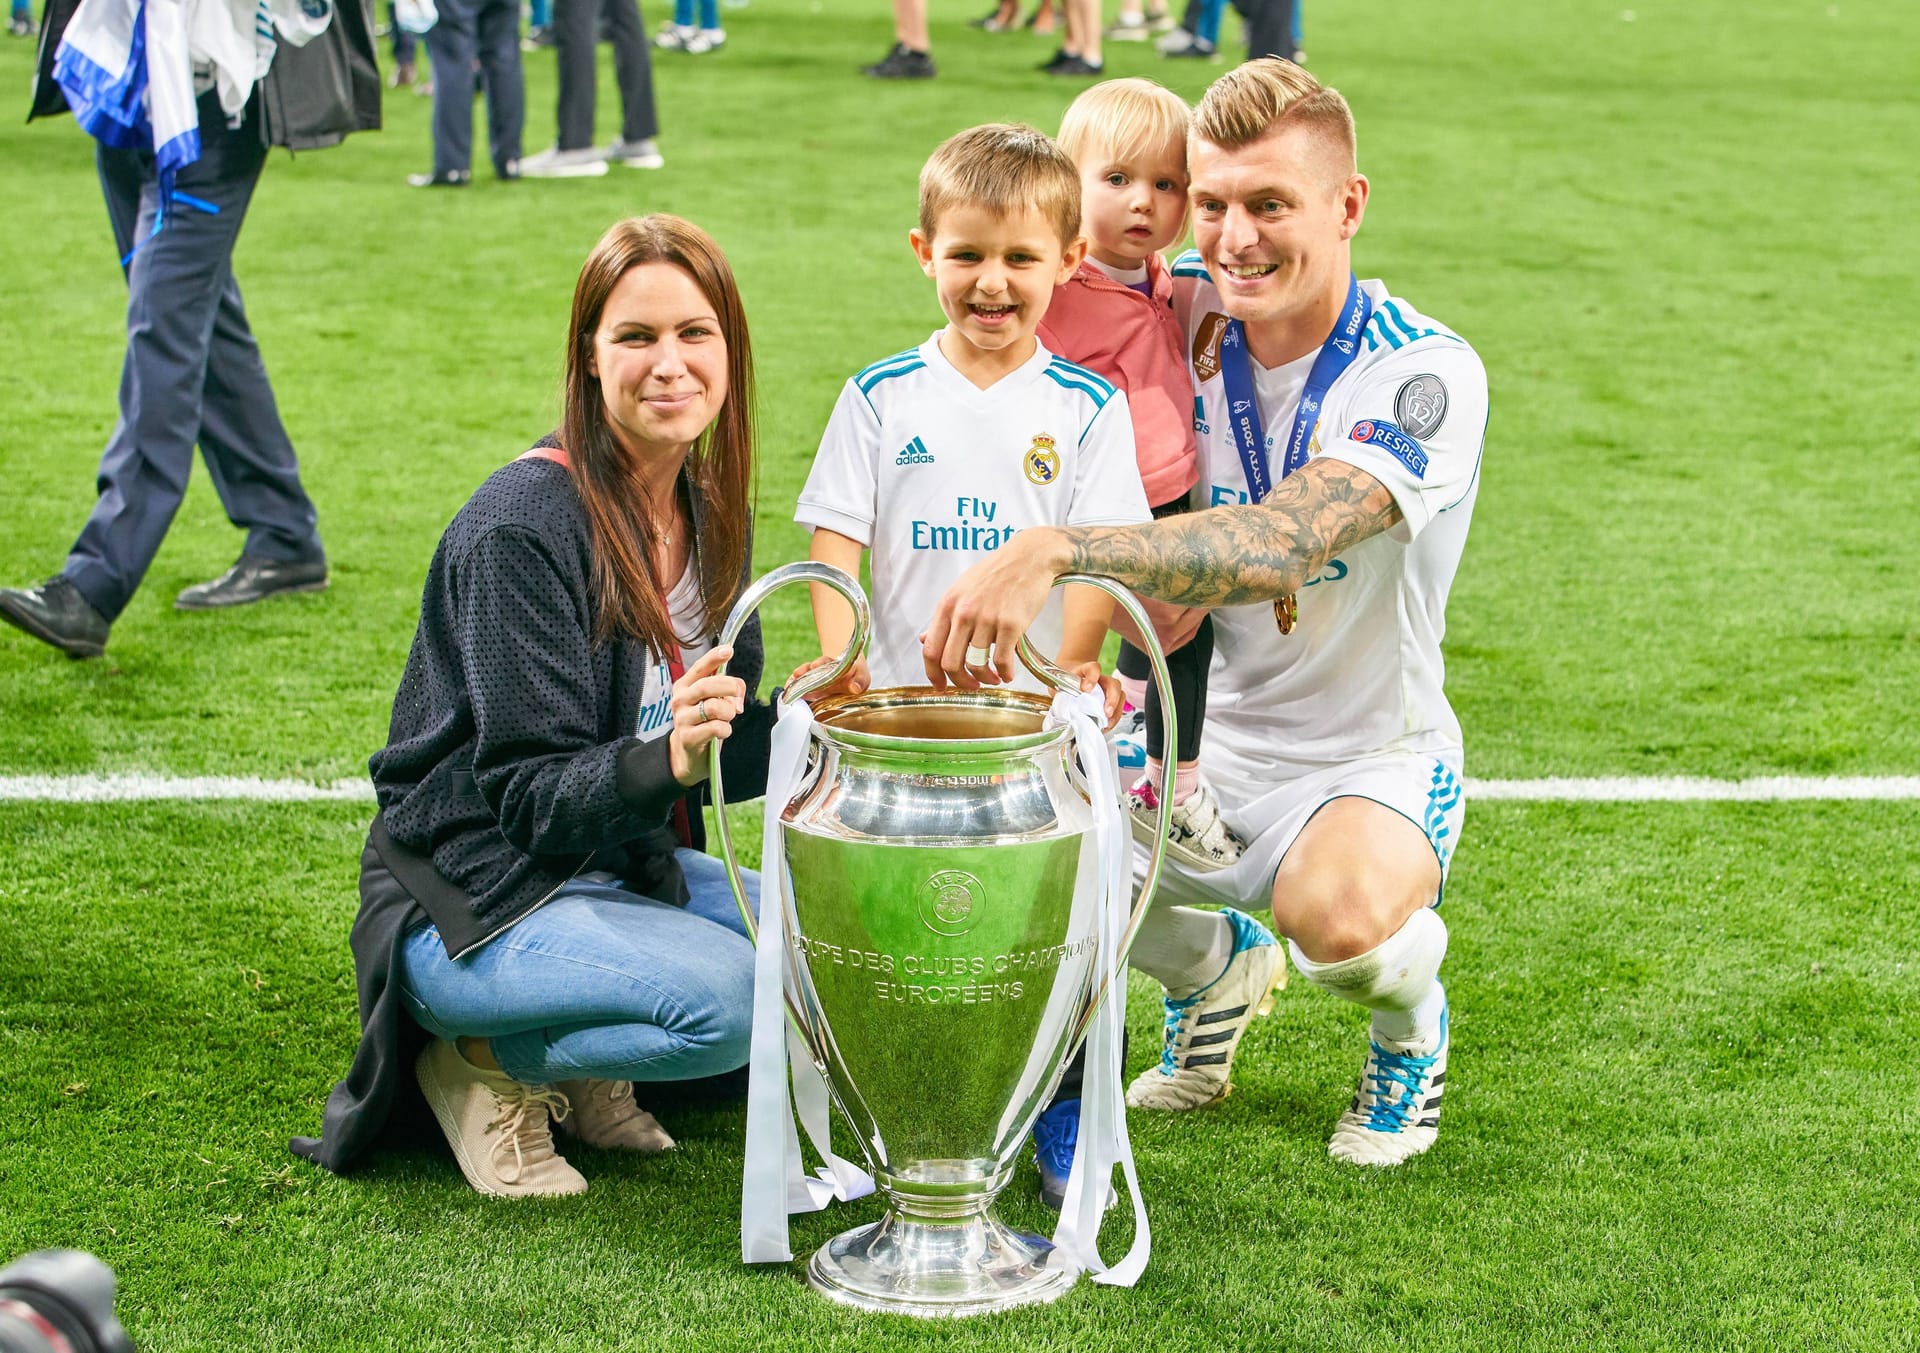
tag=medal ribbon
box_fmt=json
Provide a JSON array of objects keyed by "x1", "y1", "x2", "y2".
[{"x1": 1218, "y1": 274, "x2": 1372, "y2": 501}]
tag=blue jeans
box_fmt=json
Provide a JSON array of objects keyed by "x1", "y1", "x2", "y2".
[{"x1": 400, "y1": 849, "x2": 761, "y2": 1085}]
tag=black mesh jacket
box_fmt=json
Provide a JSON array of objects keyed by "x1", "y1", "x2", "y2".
[{"x1": 368, "y1": 453, "x2": 772, "y2": 960}]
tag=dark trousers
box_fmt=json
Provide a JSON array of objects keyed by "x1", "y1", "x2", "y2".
[
  {"x1": 552, "y1": 0, "x2": 656, "y2": 151},
  {"x1": 1236, "y1": 0, "x2": 1299, "y2": 59},
  {"x1": 389, "y1": 2, "x2": 417, "y2": 63},
  {"x1": 425, "y1": 0, "x2": 525, "y2": 177},
  {"x1": 67, "y1": 94, "x2": 321, "y2": 622}
]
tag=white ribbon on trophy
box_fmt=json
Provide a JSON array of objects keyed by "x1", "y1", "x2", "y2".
[
  {"x1": 741, "y1": 698, "x2": 875, "y2": 1265},
  {"x1": 1045, "y1": 687, "x2": 1151, "y2": 1285}
]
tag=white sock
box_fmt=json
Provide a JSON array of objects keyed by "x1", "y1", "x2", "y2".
[
  {"x1": 1128, "y1": 906, "x2": 1232, "y2": 996},
  {"x1": 1289, "y1": 908, "x2": 1448, "y2": 1052},
  {"x1": 1372, "y1": 981, "x2": 1446, "y2": 1051}
]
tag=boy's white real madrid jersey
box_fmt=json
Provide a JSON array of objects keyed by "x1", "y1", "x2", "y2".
[
  {"x1": 797, "y1": 332, "x2": 1150, "y2": 691},
  {"x1": 1170, "y1": 252, "x2": 1489, "y2": 783}
]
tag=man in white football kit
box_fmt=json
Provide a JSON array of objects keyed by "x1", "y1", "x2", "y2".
[
  {"x1": 922, "y1": 60, "x2": 1488, "y2": 1167},
  {"x1": 797, "y1": 339, "x2": 1149, "y2": 691}
]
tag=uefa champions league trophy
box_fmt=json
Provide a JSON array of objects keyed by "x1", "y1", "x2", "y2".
[{"x1": 710, "y1": 561, "x2": 1176, "y2": 1317}]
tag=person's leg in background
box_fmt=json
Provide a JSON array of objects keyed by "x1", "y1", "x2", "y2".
[
  {"x1": 862, "y1": 0, "x2": 934, "y2": 79},
  {"x1": 1240, "y1": 0, "x2": 1298, "y2": 61},
  {"x1": 517, "y1": 0, "x2": 612, "y2": 174},
  {"x1": 67, "y1": 100, "x2": 315, "y2": 625},
  {"x1": 601, "y1": 0, "x2": 663, "y2": 165},
  {"x1": 524, "y1": 0, "x2": 553, "y2": 46},
  {"x1": 475, "y1": 0, "x2": 526, "y2": 178},
  {"x1": 416, "y1": 0, "x2": 480, "y2": 184}
]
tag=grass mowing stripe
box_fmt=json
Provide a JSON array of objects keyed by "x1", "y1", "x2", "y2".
[{"x1": 6, "y1": 773, "x2": 1920, "y2": 802}]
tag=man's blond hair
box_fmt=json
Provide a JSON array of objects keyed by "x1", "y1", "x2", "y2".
[
  {"x1": 1057, "y1": 78, "x2": 1191, "y2": 171},
  {"x1": 1192, "y1": 58, "x2": 1356, "y2": 178},
  {"x1": 918, "y1": 123, "x2": 1082, "y2": 244}
]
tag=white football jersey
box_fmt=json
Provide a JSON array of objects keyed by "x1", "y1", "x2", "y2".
[
  {"x1": 797, "y1": 333, "x2": 1152, "y2": 691},
  {"x1": 1170, "y1": 252, "x2": 1489, "y2": 784}
]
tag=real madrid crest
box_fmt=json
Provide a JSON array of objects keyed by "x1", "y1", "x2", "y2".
[{"x1": 1023, "y1": 434, "x2": 1060, "y2": 486}]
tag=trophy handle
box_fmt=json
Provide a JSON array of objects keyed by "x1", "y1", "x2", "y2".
[
  {"x1": 710, "y1": 560, "x2": 870, "y2": 942},
  {"x1": 1018, "y1": 575, "x2": 1176, "y2": 1023}
]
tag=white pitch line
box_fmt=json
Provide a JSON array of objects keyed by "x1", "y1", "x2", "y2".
[
  {"x1": 1468, "y1": 776, "x2": 1920, "y2": 802},
  {"x1": 1, "y1": 773, "x2": 1919, "y2": 803},
  {"x1": 0, "y1": 774, "x2": 375, "y2": 803}
]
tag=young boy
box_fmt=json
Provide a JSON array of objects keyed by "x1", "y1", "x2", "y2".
[
  {"x1": 796, "y1": 123, "x2": 1149, "y2": 700},
  {"x1": 1040, "y1": 78, "x2": 1247, "y2": 873}
]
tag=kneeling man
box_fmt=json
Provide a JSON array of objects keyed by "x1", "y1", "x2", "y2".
[{"x1": 924, "y1": 58, "x2": 1487, "y2": 1166}]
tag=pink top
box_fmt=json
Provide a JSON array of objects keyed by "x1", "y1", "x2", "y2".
[{"x1": 1036, "y1": 254, "x2": 1198, "y2": 508}]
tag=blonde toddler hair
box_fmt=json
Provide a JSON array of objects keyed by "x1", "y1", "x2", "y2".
[{"x1": 1056, "y1": 77, "x2": 1191, "y2": 171}]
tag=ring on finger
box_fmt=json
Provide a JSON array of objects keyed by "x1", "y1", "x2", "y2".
[
  {"x1": 965, "y1": 644, "x2": 991, "y2": 666},
  {"x1": 697, "y1": 698, "x2": 711, "y2": 723}
]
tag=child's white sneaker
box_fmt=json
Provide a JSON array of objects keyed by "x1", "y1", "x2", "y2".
[{"x1": 1125, "y1": 776, "x2": 1246, "y2": 873}]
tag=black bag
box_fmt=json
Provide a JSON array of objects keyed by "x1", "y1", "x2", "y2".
[
  {"x1": 258, "y1": 0, "x2": 382, "y2": 150},
  {"x1": 28, "y1": 0, "x2": 78, "y2": 122}
]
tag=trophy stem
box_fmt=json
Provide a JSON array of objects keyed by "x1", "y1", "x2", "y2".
[{"x1": 807, "y1": 1199, "x2": 1078, "y2": 1317}]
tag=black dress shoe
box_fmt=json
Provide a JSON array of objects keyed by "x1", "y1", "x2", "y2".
[
  {"x1": 1046, "y1": 54, "x2": 1104, "y2": 75},
  {"x1": 862, "y1": 42, "x2": 936, "y2": 78},
  {"x1": 175, "y1": 555, "x2": 329, "y2": 610},
  {"x1": 0, "y1": 577, "x2": 110, "y2": 659}
]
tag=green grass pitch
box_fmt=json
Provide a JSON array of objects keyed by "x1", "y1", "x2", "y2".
[{"x1": 1, "y1": 0, "x2": 1917, "y2": 1347}]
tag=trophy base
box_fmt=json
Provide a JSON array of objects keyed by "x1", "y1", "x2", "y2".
[{"x1": 807, "y1": 1209, "x2": 1077, "y2": 1317}]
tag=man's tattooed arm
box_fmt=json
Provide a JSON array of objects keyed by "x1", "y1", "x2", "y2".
[
  {"x1": 920, "y1": 459, "x2": 1403, "y2": 687},
  {"x1": 1060, "y1": 459, "x2": 1403, "y2": 609}
]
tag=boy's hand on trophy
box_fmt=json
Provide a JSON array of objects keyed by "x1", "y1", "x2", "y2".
[
  {"x1": 671, "y1": 646, "x2": 747, "y2": 785},
  {"x1": 787, "y1": 653, "x2": 870, "y2": 705}
]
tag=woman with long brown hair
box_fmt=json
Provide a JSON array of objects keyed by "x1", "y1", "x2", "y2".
[{"x1": 293, "y1": 216, "x2": 779, "y2": 1197}]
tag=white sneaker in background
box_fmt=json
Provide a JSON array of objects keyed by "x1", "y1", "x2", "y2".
[
  {"x1": 606, "y1": 137, "x2": 665, "y2": 169},
  {"x1": 518, "y1": 145, "x2": 611, "y2": 178}
]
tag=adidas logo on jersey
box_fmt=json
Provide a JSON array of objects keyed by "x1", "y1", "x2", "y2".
[{"x1": 895, "y1": 436, "x2": 935, "y2": 466}]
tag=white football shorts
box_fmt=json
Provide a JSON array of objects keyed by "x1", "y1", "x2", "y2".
[{"x1": 1131, "y1": 751, "x2": 1467, "y2": 914}]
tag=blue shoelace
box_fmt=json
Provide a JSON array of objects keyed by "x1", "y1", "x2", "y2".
[
  {"x1": 1156, "y1": 993, "x2": 1201, "y2": 1075},
  {"x1": 1360, "y1": 1041, "x2": 1440, "y2": 1132}
]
